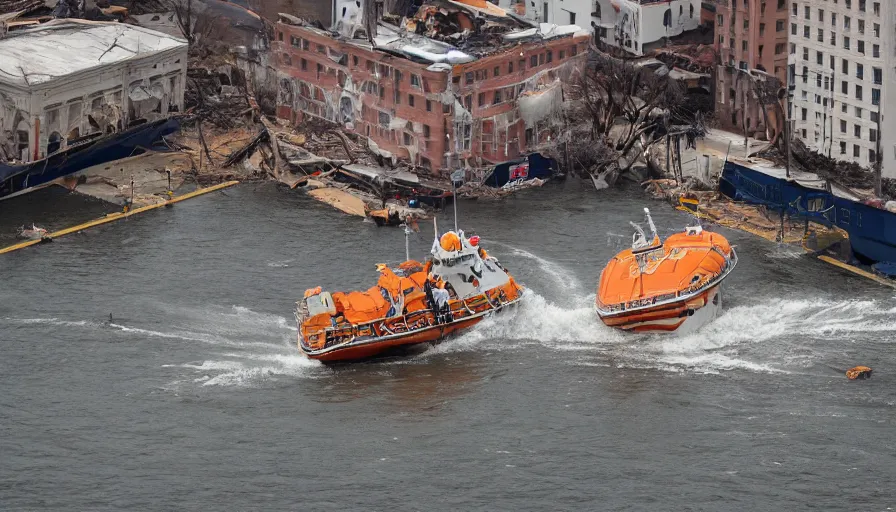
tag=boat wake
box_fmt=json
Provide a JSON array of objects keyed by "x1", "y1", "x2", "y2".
[
  {"x1": 421, "y1": 289, "x2": 896, "y2": 376},
  {"x1": 2, "y1": 305, "x2": 323, "y2": 388},
  {"x1": 154, "y1": 304, "x2": 324, "y2": 388}
]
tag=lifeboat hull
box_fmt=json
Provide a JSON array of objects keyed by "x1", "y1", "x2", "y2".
[
  {"x1": 598, "y1": 284, "x2": 723, "y2": 334},
  {"x1": 300, "y1": 299, "x2": 521, "y2": 363}
]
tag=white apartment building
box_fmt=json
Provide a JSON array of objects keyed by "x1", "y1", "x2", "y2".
[
  {"x1": 788, "y1": 0, "x2": 896, "y2": 177},
  {"x1": 501, "y1": 0, "x2": 703, "y2": 56}
]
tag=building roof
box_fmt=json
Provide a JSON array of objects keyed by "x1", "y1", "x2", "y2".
[
  {"x1": 279, "y1": 0, "x2": 586, "y2": 65},
  {"x1": 0, "y1": 19, "x2": 187, "y2": 88}
]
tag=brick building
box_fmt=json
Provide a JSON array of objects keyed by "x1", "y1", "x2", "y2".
[
  {"x1": 714, "y1": 0, "x2": 789, "y2": 137},
  {"x1": 271, "y1": 1, "x2": 589, "y2": 175}
]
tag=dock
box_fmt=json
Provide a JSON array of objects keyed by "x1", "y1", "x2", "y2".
[
  {"x1": 0, "y1": 181, "x2": 239, "y2": 255},
  {"x1": 676, "y1": 203, "x2": 896, "y2": 289}
]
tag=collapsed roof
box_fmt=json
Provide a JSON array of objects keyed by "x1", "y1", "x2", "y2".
[
  {"x1": 0, "y1": 19, "x2": 187, "y2": 88},
  {"x1": 280, "y1": 0, "x2": 586, "y2": 64}
]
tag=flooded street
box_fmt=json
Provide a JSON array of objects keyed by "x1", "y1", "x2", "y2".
[{"x1": 1, "y1": 181, "x2": 894, "y2": 510}]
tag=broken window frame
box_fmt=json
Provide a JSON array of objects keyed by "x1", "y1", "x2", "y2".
[
  {"x1": 508, "y1": 61, "x2": 514, "y2": 73},
  {"x1": 493, "y1": 91, "x2": 502, "y2": 104},
  {"x1": 409, "y1": 94, "x2": 415, "y2": 107},
  {"x1": 423, "y1": 124, "x2": 431, "y2": 138},
  {"x1": 411, "y1": 74, "x2": 422, "y2": 88},
  {"x1": 426, "y1": 99, "x2": 432, "y2": 112},
  {"x1": 530, "y1": 55, "x2": 538, "y2": 68},
  {"x1": 547, "y1": 51, "x2": 552, "y2": 63},
  {"x1": 465, "y1": 72, "x2": 474, "y2": 84}
]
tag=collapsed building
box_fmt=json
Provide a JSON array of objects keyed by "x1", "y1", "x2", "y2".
[
  {"x1": 271, "y1": 0, "x2": 589, "y2": 176},
  {"x1": 0, "y1": 19, "x2": 188, "y2": 163}
]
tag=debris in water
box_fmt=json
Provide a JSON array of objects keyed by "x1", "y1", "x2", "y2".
[{"x1": 845, "y1": 366, "x2": 873, "y2": 380}]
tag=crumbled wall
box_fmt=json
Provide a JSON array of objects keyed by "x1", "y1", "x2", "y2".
[{"x1": 273, "y1": 19, "x2": 589, "y2": 174}]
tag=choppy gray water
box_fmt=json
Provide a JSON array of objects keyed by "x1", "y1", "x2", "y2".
[{"x1": 1, "y1": 181, "x2": 894, "y2": 511}]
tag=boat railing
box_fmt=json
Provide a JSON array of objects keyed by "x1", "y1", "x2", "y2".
[{"x1": 303, "y1": 289, "x2": 515, "y2": 350}]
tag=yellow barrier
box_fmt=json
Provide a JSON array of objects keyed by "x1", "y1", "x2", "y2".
[
  {"x1": 817, "y1": 256, "x2": 896, "y2": 289},
  {"x1": 0, "y1": 181, "x2": 239, "y2": 255}
]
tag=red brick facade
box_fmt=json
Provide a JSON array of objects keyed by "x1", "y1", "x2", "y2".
[{"x1": 272, "y1": 22, "x2": 589, "y2": 174}]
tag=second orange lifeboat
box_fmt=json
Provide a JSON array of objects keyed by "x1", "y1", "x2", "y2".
[{"x1": 596, "y1": 208, "x2": 737, "y2": 333}]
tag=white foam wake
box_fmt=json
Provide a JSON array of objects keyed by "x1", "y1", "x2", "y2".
[{"x1": 482, "y1": 239, "x2": 584, "y2": 296}]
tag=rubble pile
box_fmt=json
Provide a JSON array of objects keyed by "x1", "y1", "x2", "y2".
[
  {"x1": 789, "y1": 139, "x2": 880, "y2": 191},
  {"x1": 653, "y1": 44, "x2": 717, "y2": 74}
]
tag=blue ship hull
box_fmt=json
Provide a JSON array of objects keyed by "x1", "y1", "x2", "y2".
[
  {"x1": 0, "y1": 117, "x2": 182, "y2": 200},
  {"x1": 719, "y1": 160, "x2": 896, "y2": 265}
]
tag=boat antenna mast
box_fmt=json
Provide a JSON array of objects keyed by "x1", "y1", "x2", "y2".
[
  {"x1": 402, "y1": 222, "x2": 412, "y2": 262},
  {"x1": 644, "y1": 208, "x2": 659, "y2": 244}
]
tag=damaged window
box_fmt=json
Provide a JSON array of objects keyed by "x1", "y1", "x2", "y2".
[
  {"x1": 530, "y1": 55, "x2": 538, "y2": 67},
  {"x1": 408, "y1": 94, "x2": 415, "y2": 107},
  {"x1": 379, "y1": 64, "x2": 390, "y2": 77},
  {"x1": 278, "y1": 32, "x2": 283, "y2": 41},
  {"x1": 411, "y1": 74, "x2": 421, "y2": 88},
  {"x1": 426, "y1": 99, "x2": 432, "y2": 112},
  {"x1": 493, "y1": 91, "x2": 502, "y2": 104},
  {"x1": 423, "y1": 124, "x2": 430, "y2": 138},
  {"x1": 367, "y1": 60, "x2": 375, "y2": 72},
  {"x1": 352, "y1": 55, "x2": 359, "y2": 66},
  {"x1": 378, "y1": 112, "x2": 390, "y2": 127},
  {"x1": 403, "y1": 132, "x2": 411, "y2": 145},
  {"x1": 303, "y1": 39, "x2": 309, "y2": 50},
  {"x1": 478, "y1": 93, "x2": 485, "y2": 107},
  {"x1": 301, "y1": 58, "x2": 307, "y2": 71},
  {"x1": 508, "y1": 61, "x2": 513, "y2": 73},
  {"x1": 463, "y1": 124, "x2": 471, "y2": 150},
  {"x1": 538, "y1": 53, "x2": 545, "y2": 65},
  {"x1": 317, "y1": 44, "x2": 325, "y2": 53},
  {"x1": 395, "y1": 70, "x2": 403, "y2": 82},
  {"x1": 571, "y1": 45, "x2": 578, "y2": 56},
  {"x1": 559, "y1": 50, "x2": 565, "y2": 59},
  {"x1": 290, "y1": 36, "x2": 300, "y2": 47},
  {"x1": 494, "y1": 66, "x2": 500, "y2": 77},
  {"x1": 547, "y1": 51, "x2": 552, "y2": 63},
  {"x1": 283, "y1": 53, "x2": 292, "y2": 66},
  {"x1": 519, "y1": 58, "x2": 525, "y2": 70},
  {"x1": 443, "y1": 103, "x2": 451, "y2": 114}
]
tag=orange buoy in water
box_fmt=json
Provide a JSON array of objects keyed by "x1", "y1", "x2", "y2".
[{"x1": 846, "y1": 366, "x2": 873, "y2": 380}]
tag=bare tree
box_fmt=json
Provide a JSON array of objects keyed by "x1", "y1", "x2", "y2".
[
  {"x1": 564, "y1": 53, "x2": 696, "y2": 179},
  {"x1": 164, "y1": 0, "x2": 219, "y2": 51}
]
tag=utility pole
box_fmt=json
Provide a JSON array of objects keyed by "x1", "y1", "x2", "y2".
[{"x1": 875, "y1": 110, "x2": 883, "y2": 197}]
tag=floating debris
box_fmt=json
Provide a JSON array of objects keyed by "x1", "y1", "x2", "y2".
[{"x1": 846, "y1": 366, "x2": 873, "y2": 380}]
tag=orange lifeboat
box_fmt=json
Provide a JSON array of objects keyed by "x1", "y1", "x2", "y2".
[
  {"x1": 296, "y1": 227, "x2": 525, "y2": 362},
  {"x1": 596, "y1": 208, "x2": 737, "y2": 333}
]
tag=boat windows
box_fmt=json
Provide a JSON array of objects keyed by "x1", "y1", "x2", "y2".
[{"x1": 808, "y1": 197, "x2": 825, "y2": 211}]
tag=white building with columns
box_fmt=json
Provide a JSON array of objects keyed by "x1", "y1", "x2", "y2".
[
  {"x1": 0, "y1": 19, "x2": 188, "y2": 163},
  {"x1": 788, "y1": 0, "x2": 896, "y2": 178},
  {"x1": 500, "y1": 0, "x2": 703, "y2": 56}
]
